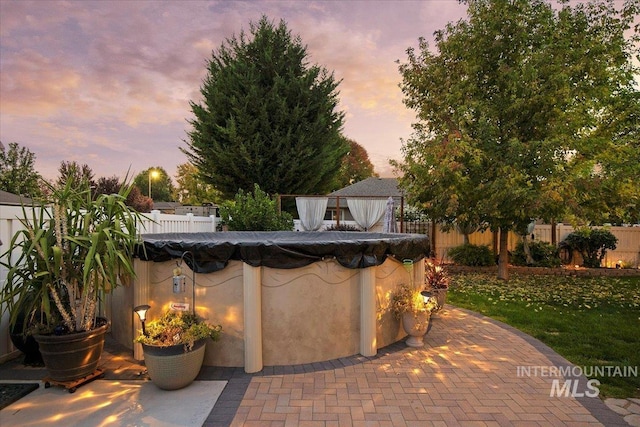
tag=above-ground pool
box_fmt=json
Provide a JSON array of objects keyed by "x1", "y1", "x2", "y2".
[{"x1": 110, "y1": 231, "x2": 430, "y2": 373}]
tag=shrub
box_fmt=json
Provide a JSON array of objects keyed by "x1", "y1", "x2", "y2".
[
  {"x1": 219, "y1": 184, "x2": 293, "y2": 231},
  {"x1": 448, "y1": 243, "x2": 494, "y2": 266},
  {"x1": 562, "y1": 227, "x2": 618, "y2": 268},
  {"x1": 512, "y1": 241, "x2": 561, "y2": 267},
  {"x1": 325, "y1": 223, "x2": 361, "y2": 231}
]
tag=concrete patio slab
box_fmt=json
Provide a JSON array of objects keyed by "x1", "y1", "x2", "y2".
[{"x1": 0, "y1": 379, "x2": 226, "y2": 427}]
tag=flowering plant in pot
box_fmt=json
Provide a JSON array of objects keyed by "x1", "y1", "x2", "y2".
[
  {"x1": 424, "y1": 260, "x2": 450, "y2": 312},
  {"x1": 0, "y1": 174, "x2": 143, "y2": 382},
  {"x1": 390, "y1": 283, "x2": 438, "y2": 347},
  {"x1": 135, "y1": 309, "x2": 222, "y2": 390}
]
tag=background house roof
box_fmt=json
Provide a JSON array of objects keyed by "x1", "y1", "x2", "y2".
[
  {"x1": 326, "y1": 177, "x2": 404, "y2": 209},
  {"x1": 330, "y1": 177, "x2": 403, "y2": 198},
  {"x1": 0, "y1": 189, "x2": 33, "y2": 206},
  {"x1": 151, "y1": 201, "x2": 182, "y2": 214}
]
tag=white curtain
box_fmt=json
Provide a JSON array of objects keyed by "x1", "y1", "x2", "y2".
[
  {"x1": 346, "y1": 198, "x2": 387, "y2": 231},
  {"x1": 295, "y1": 197, "x2": 328, "y2": 231},
  {"x1": 383, "y1": 196, "x2": 398, "y2": 233}
]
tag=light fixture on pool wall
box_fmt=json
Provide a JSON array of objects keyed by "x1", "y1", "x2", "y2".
[
  {"x1": 172, "y1": 251, "x2": 197, "y2": 315},
  {"x1": 173, "y1": 267, "x2": 186, "y2": 293}
]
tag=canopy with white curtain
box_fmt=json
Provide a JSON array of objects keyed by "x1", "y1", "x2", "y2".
[
  {"x1": 346, "y1": 198, "x2": 387, "y2": 231},
  {"x1": 295, "y1": 197, "x2": 329, "y2": 231}
]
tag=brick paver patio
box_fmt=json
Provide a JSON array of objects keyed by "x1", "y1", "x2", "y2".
[{"x1": 223, "y1": 307, "x2": 627, "y2": 427}]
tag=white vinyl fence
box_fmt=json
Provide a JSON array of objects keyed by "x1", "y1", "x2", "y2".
[{"x1": 138, "y1": 210, "x2": 218, "y2": 234}]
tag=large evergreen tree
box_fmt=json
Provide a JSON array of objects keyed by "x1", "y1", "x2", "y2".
[
  {"x1": 395, "y1": 0, "x2": 639, "y2": 280},
  {"x1": 183, "y1": 16, "x2": 348, "y2": 200}
]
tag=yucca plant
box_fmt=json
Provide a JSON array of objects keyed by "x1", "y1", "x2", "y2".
[{"x1": 1, "y1": 175, "x2": 144, "y2": 334}]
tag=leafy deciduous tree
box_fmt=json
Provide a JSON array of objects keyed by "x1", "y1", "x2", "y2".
[
  {"x1": 134, "y1": 167, "x2": 175, "y2": 202},
  {"x1": 127, "y1": 185, "x2": 153, "y2": 213},
  {"x1": 395, "y1": 0, "x2": 639, "y2": 280},
  {"x1": 93, "y1": 175, "x2": 152, "y2": 212},
  {"x1": 173, "y1": 163, "x2": 221, "y2": 205},
  {"x1": 0, "y1": 142, "x2": 42, "y2": 198},
  {"x1": 94, "y1": 176, "x2": 122, "y2": 197},
  {"x1": 183, "y1": 16, "x2": 348, "y2": 200},
  {"x1": 335, "y1": 138, "x2": 377, "y2": 189}
]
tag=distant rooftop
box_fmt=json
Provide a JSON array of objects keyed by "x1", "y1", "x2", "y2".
[
  {"x1": 0, "y1": 189, "x2": 33, "y2": 206},
  {"x1": 326, "y1": 177, "x2": 404, "y2": 208},
  {"x1": 330, "y1": 177, "x2": 402, "y2": 197}
]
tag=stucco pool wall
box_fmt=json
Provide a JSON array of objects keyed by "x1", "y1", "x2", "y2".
[
  {"x1": 109, "y1": 231, "x2": 430, "y2": 372},
  {"x1": 111, "y1": 256, "x2": 424, "y2": 369}
]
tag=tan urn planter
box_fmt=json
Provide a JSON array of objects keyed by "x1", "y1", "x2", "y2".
[
  {"x1": 401, "y1": 311, "x2": 432, "y2": 347},
  {"x1": 142, "y1": 339, "x2": 207, "y2": 390}
]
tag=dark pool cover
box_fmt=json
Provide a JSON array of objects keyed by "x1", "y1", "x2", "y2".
[{"x1": 136, "y1": 231, "x2": 430, "y2": 273}]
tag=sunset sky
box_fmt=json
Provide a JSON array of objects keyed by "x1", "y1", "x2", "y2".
[
  {"x1": 0, "y1": 0, "x2": 468, "y2": 182},
  {"x1": 0, "y1": 1, "x2": 634, "y2": 184}
]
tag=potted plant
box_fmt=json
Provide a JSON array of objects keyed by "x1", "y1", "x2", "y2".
[
  {"x1": 134, "y1": 309, "x2": 222, "y2": 390},
  {"x1": 0, "y1": 175, "x2": 143, "y2": 383},
  {"x1": 424, "y1": 260, "x2": 450, "y2": 312},
  {"x1": 390, "y1": 283, "x2": 438, "y2": 347}
]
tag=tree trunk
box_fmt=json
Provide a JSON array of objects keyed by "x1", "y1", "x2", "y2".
[
  {"x1": 497, "y1": 227, "x2": 509, "y2": 280},
  {"x1": 522, "y1": 234, "x2": 534, "y2": 265},
  {"x1": 492, "y1": 230, "x2": 499, "y2": 258},
  {"x1": 430, "y1": 221, "x2": 437, "y2": 258}
]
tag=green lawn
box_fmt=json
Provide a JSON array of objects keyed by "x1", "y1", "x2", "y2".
[{"x1": 447, "y1": 273, "x2": 640, "y2": 398}]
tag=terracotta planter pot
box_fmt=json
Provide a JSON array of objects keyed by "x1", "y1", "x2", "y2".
[
  {"x1": 142, "y1": 339, "x2": 206, "y2": 390},
  {"x1": 34, "y1": 318, "x2": 109, "y2": 382},
  {"x1": 401, "y1": 311, "x2": 431, "y2": 347}
]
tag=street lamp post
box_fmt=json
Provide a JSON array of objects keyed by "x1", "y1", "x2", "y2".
[{"x1": 148, "y1": 169, "x2": 159, "y2": 199}]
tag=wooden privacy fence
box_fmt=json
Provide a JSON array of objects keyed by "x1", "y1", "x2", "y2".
[
  {"x1": 431, "y1": 223, "x2": 640, "y2": 268},
  {"x1": 290, "y1": 218, "x2": 639, "y2": 268}
]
